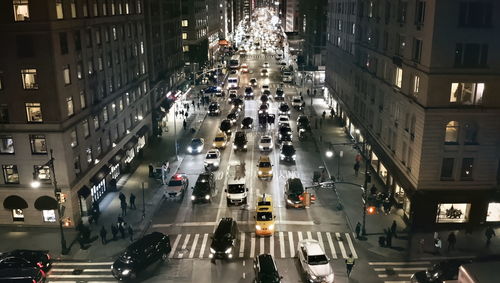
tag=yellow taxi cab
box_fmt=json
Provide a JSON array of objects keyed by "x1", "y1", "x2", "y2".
[
  {"x1": 255, "y1": 194, "x2": 275, "y2": 236},
  {"x1": 212, "y1": 131, "x2": 228, "y2": 149},
  {"x1": 257, "y1": 156, "x2": 273, "y2": 179}
]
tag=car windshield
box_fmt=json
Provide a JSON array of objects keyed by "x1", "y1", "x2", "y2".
[
  {"x1": 246, "y1": 88, "x2": 252, "y2": 93},
  {"x1": 168, "y1": 180, "x2": 183, "y2": 186},
  {"x1": 308, "y1": 255, "x2": 329, "y2": 265},
  {"x1": 191, "y1": 139, "x2": 202, "y2": 145},
  {"x1": 293, "y1": 99, "x2": 301, "y2": 103},
  {"x1": 215, "y1": 137, "x2": 225, "y2": 141},
  {"x1": 256, "y1": 212, "x2": 273, "y2": 221},
  {"x1": 279, "y1": 104, "x2": 289, "y2": 111},
  {"x1": 259, "y1": 162, "x2": 271, "y2": 167},
  {"x1": 282, "y1": 145, "x2": 295, "y2": 154},
  {"x1": 228, "y1": 185, "x2": 245, "y2": 193},
  {"x1": 206, "y1": 153, "x2": 218, "y2": 159},
  {"x1": 279, "y1": 127, "x2": 291, "y2": 134},
  {"x1": 261, "y1": 137, "x2": 271, "y2": 143}
]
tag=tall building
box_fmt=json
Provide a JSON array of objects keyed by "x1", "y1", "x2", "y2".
[
  {"x1": 285, "y1": 0, "x2": 299, "y2": 33},
  {"x1": 299, "y1": 0, "x2": 327, "y2": 68},
  {"x1": 181, "y1": 0, "x2": 209, "y2": 66},
  {"x1": 0, "y1": 0, "x2": 152, "y2": 227},
  {"x1": 326, "y1": 0, "x2": 500, "y2": 230}
]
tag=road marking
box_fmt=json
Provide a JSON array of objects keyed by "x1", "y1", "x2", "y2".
[
  {"x1": 178, "y1": 234, "x2": 191, "y2": 258},
  {"x1": 279, "y1": 232, "x2": 285, "y2": 258},
  {"x1": 317, "y1": 232, "x2": 324, "y2": 250},
  {"x1": 47, "y1": 275, "x2": 115, "y2": 279},
  {"x1": 152, "y1": 222, "x2": 215, "y2": 228},
  {"x1": 50, "y1": 269, "x2": 110, "y2": 272},
  {"x1": 52, "y1": 262, "x2": 113, "y2": 266},
  {"x1": 288, "y1": 231, "x2": 295, "y2": 257},
  {"x1": 250, "y1": 233, "x2": 256, "y2": 258},
  {"x1": 369, "y1": 261, "x2": 431, "y2": 265},
  {"x1": 169, "y1": 234, "x2": 181, "y2": 258},
  {"x1": 336, "y1": 232, "x2": 347, "y2": 258},
  {"x1": 345, "y1": 233, "x2": 358, "y2": 259},
  {"x1": 374, "y1": 267, "x2": 427, "y2": 271},
  {"x1": 260, "y1": 236, "x2": 265, "y2": 255},
  {"x1": 199, "y1": 233, "x2": 208, "y2": 258},
  {"x1": 276, "y1": 220, "x2": 315, "y2": 225},
  {"x1": 270, "y1": 235, "x2": 274, "y2": 257},
  {"x1": 307, "y1": 231, "x2": 312, "y2": 240},
  {"x1": 189, "y1": 234, "x2": 199, "y2": 258},
  {"x1": 239, "y1": 232, "x2": 245, "y2": 258},
  {"x1": 326, "y1": 232, "x2": 337, "y2": 259},
  {"x1": 297, "y1": 231, "x2": 303, "y2": 242}
]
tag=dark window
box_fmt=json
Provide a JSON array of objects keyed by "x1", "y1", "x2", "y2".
[
  {"x1": 59, "y1": 32, "x2": 68, "y2": 54},
  {"x1": 74, "y1": 31, "x2": 82, "y2": 51},
  {"x1": 85, "y1": 29, "x2": 92, "y2": 48},
  {"x1": 0, "y1": 105, "x2": 8, "y2": 123},
  {"x1": 458, "y1": 1, "x2": 492, "y2": 27},
  {"x1": 415, "y1": 0, "x2": 426, "y2": 25},
  {"x1": 440, "y1": 158, "x2": 454, "y2": 179},
  {"x1": 398, "y1": 0, "x2": 407, "y2": 23},
  {"x1": 460, "y1": 158, "x2": 474, "y2": 180},
  {"x1": 454, "y1": 43, "x2": 488, "y2": 67},
  {"x1": 16, "y1": 35, "x2": 34, "y2": 57},
  {"x1": 412, "y1": 38, "x2": 422, "y2": 62},
  {"x1": 0, "y1": 136, "x2": 14, "y2": 154}
]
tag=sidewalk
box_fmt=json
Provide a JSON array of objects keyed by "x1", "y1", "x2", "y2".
[{"x1": 303, "y1": 91, "x2": 500, "y2": 260}]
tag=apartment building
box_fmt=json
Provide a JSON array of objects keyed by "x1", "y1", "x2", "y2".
[
  {"x1": 285, "y1": 0, "x2": 299, "y2": 33},
  {"x1": 326, "y1": 0, "x2": 500, "y2": 230},
  {"x1": 299, "y1": 0, "x2": 327, "y2": 67},
  {"x1": 0, "y1": 0, "x2": 151, "y2": 227},
  {"x1": 181, "y1": 0, "x2": 209, "y2": 65}
]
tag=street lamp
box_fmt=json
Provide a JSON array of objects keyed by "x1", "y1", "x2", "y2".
[
  {"x1": 31, "y1": 149, "x2": 69, "y2": 255},
  {"x1": 325, "y1": 143, "x2": 334, "y2": 158}
]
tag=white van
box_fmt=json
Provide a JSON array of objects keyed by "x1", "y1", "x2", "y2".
[
  {"x1": 228, "y1": 75, "x2": 239, "y2": 89},
  {"x1": 225, "y1": 164, "x2": 248, "y2": 205}
]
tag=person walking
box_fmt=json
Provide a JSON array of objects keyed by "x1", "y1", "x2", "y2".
[
  {"x1": 385, "y1": 228, "x2": 393, "y2": 248},
  {"x1": 434, "y1": 236, "x2": 442, "y2": 255},
  {"x1": 129, "y1": 193, "x2": 136, "y2": 210},
  {"x1": 183, "y1": 119, "x2": 187, "y2": 130},
  {"x1": 355, "y1": 222, "x2": 361, "y2": 239},
  {"x1": 447, "y1": 232, "x2": 456, "y2": 251},
  {"x1": 354, "y1": 161, "x2": 360, "y2": 177},
  {"x1": 119, "y1": 192, "x2": 126, "y2": 204},
  {"x1": 485, "y1": 226, "x2": 496, "y2": 247},
  {"x1": 100, "y1": 226, "x2": 107, "y2": 245},
  {"x1": 127, "y1": 225, "x2": 134, "y2": 242},
  {"x1": 120, "y1": 200, "x2": 127, "y2": 216},
  {"x1": 119, "y1": 222, "x2": 126, "y2": 239},
  {"x1": 111, "y1": 224, "x2": 118, "y2": 241},
  {"x1": 345, "y1": 254, "x2": 355, "y2": 278},
  {"x1": 355, "y1": 154, "x2": 362, "y2": 163},
  {"x1": 313, "y1": 89, "x2": 317, "y2": 96},
  {"x1": 391, "y1": 220, "x2": 397, "y2": 238},
  {"x1": 322, "y1": 111, "x2": 326, "y2": 120}
]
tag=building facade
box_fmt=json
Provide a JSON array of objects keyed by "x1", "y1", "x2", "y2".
[
  {"x1": 181, "y1": 0, "x2": 209, "y2": 66},
  {"x1": 0, "y1": 0, "x2": 152, "y2": 227},
  {"x1": 285, "y1": 0, "x2": 299, "y2": 33},
  {"x1": 326, "y1": 0, "x2": 500, "y2": 231},
  {"x1": 299, "y1": 0, "x2": 327, "y2": 68}
]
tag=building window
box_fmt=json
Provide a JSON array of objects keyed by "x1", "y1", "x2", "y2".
[
  {"x1": 118, "y1": 98, "x2": 123, "y2": 110},
  {"x1": 0, "y1": 136, "x2": 14, "y2": 154},
  {"x1": 412, "y1": 38, "x2": 422, "y2": 63},
  {"x1": 463, "y1": 122, "x2": 478, "y2": 145},
  {"x1": 70, "y1": 129, "x2": 77, "y2": 147},
  {"x1": 458, "y1": 2, "x2": 492, "y2": 27},
  {"x1": 181, "y1": 20, "x2": 188, "y2": 27},
  {"x1": 183, "y1": 45, "x2": 189, "y2": 52},
  {"x1": 102, "y1": 1, "x2": 107, "y2": 15},
  {"x1": 34, "y1": 165, "x2": 51, "y2": 182},
  {"x1": 86, "y1": 147, "x2": 92, "y2": 164},
  {"x1": 454, "y1": 43, "x2": 488, "y2": 68},
  {"x1": 440, "y1": 158, "x2": 454, "y2": 180},
  {"x1": 445, "y1": 121, "x2": 459, "y2": 144},
  {"x1": 0, "y1": 105, "x2": 8, "y2": 123},
  {"x1": 396, "y1": 34, "x2": 405, "y2": 56},
  {"x1": 21, "y1": 69, "x2": 38, "y2": 89},
  {"x1": 2, "y1": 165, "x2": 19, "y2": 184},
  {"x1": 74, "y1": 154, "x2": 81, "y2": 174},
  {"x1": 395, "y1": 67, "x2": 403, "y2": 88},
  {"x1": 56, "y1": 0, "x2": 64, "y2": 19},
  {"x1": 460, "y1": 158, "x2": 474, "y2": 180},
  {"x1": 450, "y1": 82, "x2": 484, "y2": 105},
  {"x1": 125, "y1": 1, "x2": 129, "y2": 14},
  {"x1": 140, "y1": 41, "x2": 144, "y2": 54},
  {"x1": 111, "y1": 0, "x2": 115, "y2": 15},
  {"x1": 93, "y1": 1, "x2": 98, "y2": 16},
  {"x1": 12, "y1": 209, "x2": 24, "y2": 222},
  {"x1": 63, "y1": 65, "x2": 71, "y2": 85},
  {"x1": 0, "y1": 75, "x2": 3, "y2": 90},
  {"x1": 25, "y1": 103, "x2": 42, "y2": 122},
  {"x1": 117, "y1": 1, "x2": 122, "y2": 14},
  {"x1": 103, "y1": 107, "x2": 108, "y2": 123},
  {"x1": 95, "y1": 30, "x2": 101, "y2": 45},
  {"x1": 43, "y1": 210, "x2": 56, "y2": 223},
  {"x1": 136, "y1": 0, "x2": 142, "y2": 13},
  {"x1": 70, "y1": 0, "x2": 76, "y2": 18},
  {"x1": 76, "y1": 62, "x2": 83, "y2": 79},
  {"x1": 29, "y1": 134, "x2": 47, "y2": 154},
  {"x1": 97, "y1": 57, "x2": 103, "y2": 71},
  {"x1": 486, "y1": 203, "x2": 500, "y2": 222},
  {"x1": 87, "y1": 60, "x2": 94, "y2": 75},
  {"x1": 182, "y1": 33, "x2": 188, "y2": 40},
  {"x1": 112, "y1": 26, "x2": 117, "y2": 40},
  {"x1": 412, "y1": 75, "x2": 420, "y2": 96},
  {"x1": 93, "y1": 115, "x2": 100, "y2": 130},
  {"x1": 83, "y1": 1, "x2": 88, "y2": 17},
  {"x1": 66, "y1": 97, "x2": 74, "y2": 116},
  {"x1": 436, "y1": 203, "x2": 470, "y2": 223},
  {"x1": 13, "y1": 0, "x2": 30, "y2": 21},
  {"x1": 415, "y1": 0, "x2": 426, "y2": 25},
  {"x1": 82, "y1": 119, "x2": 90, "y2": 137},
  {"x1": 80, "y1": 91, "x2": 86, "y2": 109},
  {"x1": 59, "y1": 32, "x2": 68, "y2": 54}
]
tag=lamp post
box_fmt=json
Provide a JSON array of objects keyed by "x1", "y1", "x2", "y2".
[
  {"x1": 337, "y1": 150, "x2": 343, "y2": 181},
  {"x1": 32, "y1": 149, "x2": 69, "y2": 255}
]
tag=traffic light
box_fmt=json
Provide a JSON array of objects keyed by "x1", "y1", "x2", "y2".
[{"x1": 366, "y1": 206, "x2": 376, "y2": 215}]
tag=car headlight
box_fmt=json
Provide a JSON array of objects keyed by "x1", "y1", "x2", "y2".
[
  {"x1": 309, "y1": 274, "x2": 317, "y2": 280},
  {"x1": 258, "y1": 170, "x2": 263, "y2": 175},
  {"x1": 280, "y1": 154, "x2": 285, "y2": 159},
  {"x1": 197, "y1": 146, "x2": 203, "y2": 151},
  {"x1": 210, "y1": 247, "x2": 216, "y2": 254},
  {"x1": 191, "y1": 195, "x2": 195, "y2": 200},
  {"x1": 121, "y1": 269, "x2": 131, "y2": 276},
  {"x1": 256, "y1": 225, "x2": 262, "y2": 230},
  {"x1": 233, "y1": 144, "x2": 237, "y2": 149},
  {"x1": 213, "y1": 142, "x2": 216, "y2": 146},
  {"x1": 187, "y1": 146, "x2": 193, "y2": 152},
  {"x1": 259, "y1": 145, "x2": 264, "y2": 149},
  {"x1": 205, "y1": 195, "x2": 210, "y2": 200},
  {"x1": 268, "y1": 224, "x2": 274, "y2": 230},
  {"x1": 243, "y1": 145, "x2": 247, "y2": 148},
  {"x1": 225, "y1": 247, "x2": 232, "y2": 254},
  {"x1": 292, "y1": 154, "x2": 296, "y2": 159},
  {"x1": 279, "y1": 134, "x2": 282, "y2": 138},
  {"x1": 287, "y1": 199, "x2": 293, "y2": 204},
  {"x1": 213, "y1": 162, "x2": 219, "y2": 167}
]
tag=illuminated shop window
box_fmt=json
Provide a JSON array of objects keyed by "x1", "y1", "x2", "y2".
[
  {"x1": 436, "y1": 203, "x2": 470, "y2": 223},
  {"x1": 486, "y1": 203, "x2": 500, "y2": 222},
  {"x1": 12, "y1": 209, "x2": 24, "y2": 222},
  {"x1": 43, "y1": 210, "x2": 56, "y2": 222},
  {"x1": 13, "y1": 0, "x2": 30, "y2": 22}
]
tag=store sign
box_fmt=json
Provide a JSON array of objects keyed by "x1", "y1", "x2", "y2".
[
  {"x1": 436, "y1": 203, "x2": 470, "y2": 223},
  {"x1": 486, "y1": 202, "x2": 500, "y2": 222}
]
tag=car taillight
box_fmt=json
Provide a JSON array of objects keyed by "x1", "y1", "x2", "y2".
[
  {"x1": 311, "y1": 195, "x2": 316, "y2": 201},
  {"x1": 46, "y1": 253, "x2": 51, "y2": 260},
  {"x1": 40, "y1": 270, "x2": 46, "y2": 278},
  {"x1": 299, "y1": 196, "x2": 304, "y2": 201},
  {"x1": 37, "y1": 262, "x2": 43, "y2": 268}
]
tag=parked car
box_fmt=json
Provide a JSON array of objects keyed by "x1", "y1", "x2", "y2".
[
  {"x1": 111, "y1": 232, "x2": 171, "y2": 280},
  {"x1": 0, "y1": 267, "x2": 46, "y2": 283},
  {"x1": 164, "y1": 173, "x2": 189, "y2": 199},
  {"x1": 209, "y1": 218, "x2": 239, "y2": 259},
  {"x1": 296, "y1": 240, "x2": 334, "y2": 283}
]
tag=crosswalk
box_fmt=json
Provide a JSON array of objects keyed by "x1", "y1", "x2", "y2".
[
  {"x1": 369, "y1": 260, "x2": 432, "y2": 283},
  {"x1": 47, "y1": 261, "x2": 115, "y2": 282},
  {"x1": 168, "y1": 231, "x2": 358, "y2": 260}
]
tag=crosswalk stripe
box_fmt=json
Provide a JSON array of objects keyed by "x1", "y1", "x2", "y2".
[
  {"x1": 189, "y1": 234, "x2": 199, "y2": 258},
  {"x1": 307, "y1": 231, "x2": 313, "y2": 240},
  {"x1": 250, "y1": 233, "x2": 256, "y2": 258},
  {"x1": 336, "y1": 232, "x2": 348, "y2": 258},
  {"x1": 279, "y1": 232, "x2": 285, "y2": 258},
  {"x1": 326, "y1": 232, "x2": 337, "y2": 259},
  {"x1": 48, "y1": 275, "x2": 115, "y2": 279},
  {"x1": 178, "y1": 234, "x2": 191, "y2": 258},
  {"x1": 345, "y1": 233, "x2": 358, "y2": 259},
  {"x1": 169, "y1": 234, "x2": 181, "y2": 259},
  {"x1": 317, "y1": 232, "x2": 324, "y2": 250},
  {"x1": 270, "y1": 235, "x2": 274, "y2": 257},
  {"x1": 199, "y1": 233, "x2": 208, "y2": 259},
  {"x1": 288, "y1": 231, "x2": 295, "y2": 257},
  {"x1": 239, "y1": 232, "x2": 245, "y2": 258},
  {"x1": 298, "y1": 231, "x2": 303, "y2": 242},
  {"x1": 51, "y1": 269, "x2": 110, "y2": 272},
  {"x1": 259, "y1": 237, "x2": 265, "y2": 255}
]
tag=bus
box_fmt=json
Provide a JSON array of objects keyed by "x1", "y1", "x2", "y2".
[{"x1": 229, "y1": 55, "x2": 240, "y2": 69}]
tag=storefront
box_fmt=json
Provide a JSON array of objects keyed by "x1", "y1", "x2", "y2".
[
  {"x1": 486, "y1": 202, "x2": 500, "y2": 222},
  {"x1": 34, "y1": 196, "x2": 58, "y2": 223},
  {"x1": 89, "y1": 165, "x2": 110, "y2": 203},
  {"x1": 136, "y1": 126, "x2": 148, "y2": 150},
  {"x1": 124, "y1": 136, "x2": 138, "y2": 164},
  {"x1": 109, "y1": 149, "x2": 125, "y2": 179},
  {"x1": 3, "y1": 195, "x2": 28, "y2": 222}
]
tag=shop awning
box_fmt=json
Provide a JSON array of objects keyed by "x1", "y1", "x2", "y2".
[
  {"x1": 90, "y1": 165, "x2": 110, "y2": 185},
  {"x1": 78, "y1": 186, "x2": 91, "y2": 199},
  {"x1": 34, "y1": 196, "x2": 58, "y2": 210},
  {"x1": 124, "y1": 136, "x2": 139, "y2": 150},
  {"x1": 3, "y1": 195, "x2": 28, "y2": 210},
  {"x1": 109, "y1": 149, "x2": 125, "y2": 165},
  {"x1": 136, "y1": 125, "x2": 149, "y2": 137}
]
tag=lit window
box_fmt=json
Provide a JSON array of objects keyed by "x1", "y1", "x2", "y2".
[
  {"x1": 66, "y1": 97, "x2": 74, "y2": 116},
  {"x1": 80, "y1": 91, "x2": 86, "y2": 109},
  {"x1": 13, "y1": 0, "x2": 30, "y2": 22},
  {"x1": 110, "y1": 103, "x2": 116, "y2": 116},
  {"x1": 182, "y1": 20, "x2": 188, "y2": 27},
  {"x1": 70, "y1": 129, "x2": 78, "y2": 147},
  {"x1": 43, "y1": 210, "x2": 56, "y2": 223},
  {"x1": 93, "y1": 115, "x2": 100, "y2": 130},
  {"x1": 86, "y1": 147, "x2": 93, "y2": 163},
  {"x1": 83, "y1": 2, "x2": 88, "y2": 17},
  {"x1": 102, "y1": 2, "x2": 107, "y2": 15},
  {"x1": 136, "y1": 0, "x2": 142, "y2": 13},
  {"x1": 76, "y1": 63, "x2": 83, "y2": 79},
  {"x1": 486, "y1": 203, "x2": 500, "y2": 222},
  {"x1": 34, "y1": 165, "x2": 51, "y2": 181},
  {"x1": 125, "y1": 93, "x2": 130, "y2": 105},
  {"x1": 125, "y1": 1, "x2": 129, "y2": 14},
  {"x1": 182, "y1": 33, "x2": 188, "y2": 40},
  {"x1": 2, "y1": 165, "x2": 19, "y2": 184},
  {"x1": 140, "y1": 41, "x2": 144, "y2": 54},
  {"x1": 12, "y1": 209, "x2": 24, "y2": 222},
  {"x1": 395, "y1": 67, "x2": 403, "y2": 88},
  {"x1": 87, "y1": 60, "x2": 94, "y2": 75},
  {"x1": 96, "y1": 30, "x2": 101, "y2": 45},
  {"x1": 111, "y1": 0, "x2": 115, "y2": 15},
  {"x1": 0, "y1": 136, "x2": 15, "y2": 154},
  {"x1": 112, "y1": 26, "x2": 117, "y2": 40},
  {"x1": 82, "y1": 119, "x2": 90, "y2": 137},
  {"x1": 93, "y1": 1, "x2": 98, "y2": 16},
  {"x1": 56, "y1": 0, "x2": 64, "y2": 19},
  {"x1": 444, "y1": 121, "x2": 459, "y2": 144},
  {"x1": 25, "y1": 102, "x2": 42, "y2": 122},
  {"x1": 103, "y1": 107, "x2": 108, "y2": 123},
  {"x1": 140, "y1": 61, "x2": 145, "y2": 74},
  {"x1": 450, "y1": 83, "x2": 484, "y2": 105},
  {"x1": 118, "y1": 1, "x2": 122, "y2": 14},
  {"x1": 460, "y1": 158, "x2": 474, "y2": 180},
  {"x1": 412, "y1": 75, "x2": 420, "y2": 95},
  {"x1": 21, "y1": 69, "x2": 38, "y2": 90},
  {"x1": 29, "y1": 134, "x2": 47, "y2": 154},
  {"x1": 63, "y1": 65, "x2": 71, "y2": 85},
  {"x1": 436, "y1": 203, "x2": 470, "y2": 223},
  {"x1": 183, "y1": 45, "x2": 189, "y2": 52},
  {"x1": 118, "y1": 98, "x2": 123, "y2": 110},
  {"x1": 98, "y1": 57, "x2": 103, "y2": 71}
]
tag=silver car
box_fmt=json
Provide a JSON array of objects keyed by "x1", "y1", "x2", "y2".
[{"x1": 296, "y1": 240, "x2": 334, "y2": 283}]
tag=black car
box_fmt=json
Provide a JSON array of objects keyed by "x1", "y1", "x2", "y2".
[
  {"x1": 274, "y1": 88, "x2": 284, "y2": 100},
  {"x1": 220, "y1": 119, "x2": 233, "y2": 136},
  {"x1": 260, "y1": 94, "x2": 269, "y2": 103},
  {"x1": 284, "y1": 178, "x2": 305, "y2": 208},
  {"x1": 231, "y1": 98, "x2": 244, "y2": 110},
  {"x1": 0, "y1": 250, "x2": 51, "y2": 272},
  {"x1": 254, "y1": 254, "x2": 282, "y2": 283},
  {"x1": 111, "y1": 232, "x2": 171, "y2": 280},
  {"x1": 258, "y1": 103, "x2": 269, "y2": 114},
  {"x1": 278, "y1": 126, "x2": 292, "y2": 143},
  {"x1": 410, "y1": 259, "x2": 473, "y2": 283},
  {"x1": 204, "y1": 86, "x2": 222, "y2": 95},
  {"x1": 228, "y1": 91, "x2": 238, "y2": 102},
  {"x1": 278, "y1": 103, "x2": 290, "y2": 116},
  {"x1": 208, "y1": 102, "x2": 220, "y2": 116},
  {"x1": 191, "y1": 172, "x2": 216, "y2": 203},
  {"x1": 233, "y1": 131, "x2": 248, "y2": 151},
  {"x1": 241, "y1": 117, "x2": 254, "y2": 129},
  {"x1": 297, "y1": 115, "x2": 311, "y2": 131},
  {"x1": 209, "y1": 218, "x2": 239, "y2": 259},
  {"x1": 244, "y1": 87, "x2": 254, "y2": 99},
  {"x1": 227, "y1": 111, "x2": 240, "y2": 124},
  {"x1": 0, "y1": 267, "x2": 45, "y2": 283},
  {"x1": 280, "y1": 143, "x2": 296, "y2": 162}
]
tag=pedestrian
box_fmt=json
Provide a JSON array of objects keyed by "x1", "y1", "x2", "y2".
[
  {"x1": 119, "y1": 192, "x2": 126, "y2": 204},
  {"x1": 148, "y1": 164, "x2": 154, "y2": 177},
  {"x1": 117, "y1": 215, "x2": 124, "y2": 225},
  {"x1": 355, "y1": 154, "x2": 362, "y2": 163},
  {"x1": 313, "y1": 89, "x2": 317, "y2": 96},
  {"x1": 330, "y1": 108, "x2": 334, "y2": 118},
  {"x1": 187, "y1": 105, "x2": 190, "y2": 112},
  {"x1": 78, "y1": 233, "x2": 86, "y2": 249},
  {"x1": 191, "y1": 100, "x2": 195, "y2": 107},
  {"x1": 128, "y1": 225, "x2": 134, "y2": 242},
  {"x1": 434, "y1": 236, "x2": 442, "y2": 255},
  {"x1": 100, "y1": 226, "x2": 107, "y2": 245},
  {"x1": 386, "y1": 228, "x2": 393, "y2": 248},
  {"x1": 120, "y1": 200, "x2": 127, "y2": 216},
  {"x1": 119, "y1": 222, "x2": 126, "y2": 239},
  {"x1": 322, "y1": 111, "x2": 326, "y2": 119},
  {"x1": 185, "y1": 112, "x2": 188, "y2": 119},
  {"x1": 447, "y1": 232, "x2": 456, "y2": 251},
  {"x1": 345, "y1": 254, "x2": 355, "y2": 278},
  {"x1": 175, "y1": 111, "x2": 178, "y2": 117},
  {"x1": 383, "y1": 198, "x2": 392, "y2": 214},
  {"x1": 197, "y1": 102, "x2": 200, "y2": 109},
  {"x1": 419, "y1": 238, "x2": 425, "y2": 253},
  {"x1": 183, "y1": 119, "x2": 187, "y2": 130},
  {"x1": 485, "y1": 226, "x2": 496, "y2": 247},
  {"x1": 391, "y1": 220, "x2": 397, "y2": 238},
  {"x1": 307, "y1": 89, "x2": 310, "y2": 96},
  {"x1": 111, "y1": 224, "x2": 118, "y2": 241},
  {"x1": 370, "y1": 185, "x2": 377, "y2": 195},
  {"x1": 354, "y1": 161, "x2": 360, "y2": 177},
  {"x1": 355, "y1": 222, "x2": 361, "y2": 239},
  {"x1": 180, "y1": 109, "x2": 184, "y2": 116},
  {"x1": 129, "y1": 193, "x2": 136, "y2": 209}
]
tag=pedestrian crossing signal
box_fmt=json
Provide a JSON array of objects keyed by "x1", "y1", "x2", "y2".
[{"x1": 367, "y1": 206, "x2": 376, "y2": 215}]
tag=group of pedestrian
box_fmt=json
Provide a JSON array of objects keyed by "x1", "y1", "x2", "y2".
[
  {"x1": 377, "y1": 220, "x2": 399, "y2": 248},
  {"x1": 119, "y1": 192, "x2": 136, "y2": 216},
  {"x1": 99, "y1": 216, "x2": 135, "y2": 245}
]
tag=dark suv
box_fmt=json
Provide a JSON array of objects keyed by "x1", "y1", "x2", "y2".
[
  {"x1": 209, "y1": 218, "x2": 239, "y2": 259},
  {"x1": 111, "y1": 232, "x2": 171, "y2": 280},
  {"x1": 208, "y1": 102, "x2": 220, "y2": 116},
  {"x1": 284, "y1": 178, "x2": 305, "y2": 208},
  {"x1": 191, "y1": 172, "x2": 216, "y2": 203},
  {"x1": 244, "y1": 87, "x2": 254, "y2": 99},
  {"x1": 280, "y1": 142, "x2": 296, "y2": 163},
  {"x1": 253, "y1": 254, "x2": 282, "y2": 283},
  {"x1": 233, "y1": 131, "x2": 248, "y2": 151}
]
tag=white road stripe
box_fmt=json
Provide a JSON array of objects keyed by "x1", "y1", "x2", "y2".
[
  {"x1": 270, "y1": 235, "x2": 274, "y2": 257},
  {"x1": 317, "y1": 232, "x2": 324, "y2": 250},
  {"x1": 250, "y1": 233, "x2": 256, "y2": 258},
  {"x1": 239, "y1": 232, "x2": 245, "y2": 258},
  {"x1": 260, "y1": 237, "x2": 265, "y2": 255},
  {"x1": 374, "y1": 267, "x2": 427, "y2": 271},
  {"x1": 52, "y1": 262, "x2": 113, "y2": 266},
  {"x1": 279, "y1": 232, "x2": 285, "y2": 258},
  {"x1": 47, "y1": 275, "x2": 115, "y2": 279},
  {"x1": 169, "y1": 234, "x2": 182, "y2": 258},
  {"x1": 178, "y1": 234, "x2": 191, "y2": 258},
  {"x1": 336, "y1": 232, "x2": 347, "y2": 258},
  {"x1": 152, "y1": 222, "x2": 216, "y2": 228},
  {"x1": 50, "y1": 269, "x2": 110, "y2": 272},
  {"x1": 199, "y1": 233, "x2": 208, "y2": 258},
  {"x1": 345, "y1": 233, "x2": 358, "y2": 259},
  {"x1": 307, "y1": 231, "x2": 312, "y2": 240},
  {"x1": 288, "y1": 231, "x2": 295, "y2": 257},
  {"x1": 326, "y1": 232, "x2": 337, "y2": 259},
  {"x1": 189, "y1": 234, "x2": 199, "y2": 258},
  {"x1": 298, "y1": 231, "x2": 303, "y2": 242},
  {"x1": 276, "y1": 220, "x2": 315, "y2": 225},
  {"x1": 369, "y1": 261, "x2": 431, "y2": 265}
]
